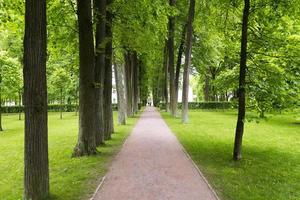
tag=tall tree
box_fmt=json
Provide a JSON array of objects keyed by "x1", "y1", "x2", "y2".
[
  {"x1": 181, "y1": 0, "x2": 195, "y2": 123},
  {"x1": 103, "y1": 0, "x2": 114, "y2": 140},
  {"x1": 163, "y1": 42, "x2": 169, "y2": 112},
  {"x1": 73, "y1": 0, "x2": 97, "y2": 156},
  {"x1": 114, "y1": 62, "x2": 126, "y2": 125},
  {"x1": 124, "y1": 52, "x2": 134, "y2": 116},
  {"x1": 132, "y1": 52, "x2": 139, "y2": 113},
  {"x1": 233, "y1": 0, "x2": 250, "y2": 161},
  {"x1": 175, "y1": 24, "x2": 187, "y2": 102},
  {"x1": 0, "y1": 74, "x2": 3, "y2": 132},
  {"x1": 94, "y1": 0, "x2": 106, "y2": 146},
  {"x1": 23, "y1": 0, "x2": 49, "y2": 198},
  {"x1": 168, "y1": 0, "x2": 177, "y2": 117}
]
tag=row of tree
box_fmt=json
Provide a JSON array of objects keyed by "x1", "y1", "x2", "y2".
[
  {"x1": 1, "y1": 0, "x2": 299, "y2": 199},
  {"x1": 22, "y1": 0, "x2": 150, "y2": 199}
]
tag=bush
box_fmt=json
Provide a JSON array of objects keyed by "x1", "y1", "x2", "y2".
[{"x1": 159, "y1": 101, "x2": 233, "y2": 110}]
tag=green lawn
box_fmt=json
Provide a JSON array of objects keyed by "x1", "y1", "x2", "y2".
[
  {"x1": 0, "y1": 112, "x2": 140, "y2": 200},
  {"x1": 161, "y1": 110, "x2": 300, "y2": 200}
]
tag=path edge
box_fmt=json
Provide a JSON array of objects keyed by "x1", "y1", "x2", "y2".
[
  {"x1": 89, "y1": 109, "x2": 145, "y2": 200},
  {"x1": 159, "y1": 110, "x2": 221, "y2": 200}
]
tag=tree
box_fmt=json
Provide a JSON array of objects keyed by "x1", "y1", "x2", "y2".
[
  {"x1": 233, "y1": 0, "x2": 250, "y2": 161},
  {"x1": 175, "y1": 23, "x2": 187, "y2": 103},
  {"x1": 124, "y1": 52, "x2": 134, "y2": 117},
  {"x1": 132, "y1": 52, "x2": 139, "y2": 114},
  {"x1": 94, "y1": 0, "x2": 106, "y2": 145},
  {"x1": 168, "y1": 0, "x2": 177, "y2": 117},
  {"x1": 163, "y1": 42, "x2": 169, "y2": 112},
  {"x1": 114, "y1": 61, "x2": 126, "y2": 125},
  {"x1": 73, "y1": 0, "x2": 97, "y2": 156},
  {"x1": 23, "y1": 0, "x2": 49, "y2": 198},
  {"x1": 103, "y1": 0, "x2": 114, "y2": 140},
  {"x1": 181, "y1": 0, "x2": 195, "y2": 123},
  {"x1": 49, "y1": 68, "x2": 70, "y2": 119},
  {"x1": 0, "y1": 73, "x2": 2, "y2": 132}
]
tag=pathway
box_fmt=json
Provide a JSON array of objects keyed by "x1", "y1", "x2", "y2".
[{"x1": 92, "y1": 107, "x2": 219, "y2": 200}]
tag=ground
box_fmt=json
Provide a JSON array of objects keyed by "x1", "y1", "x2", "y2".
[
  {"x1": 1, "y1": 109, "x2": 299, "y2": 200},
  {"x1": 161, "y1": 110, "x2": 300, "y2": 200},
  {"x1": 0, "y1": 112, "x2": 140, "y2": 200},
  {"x1": 93, "y1": 107, "x2": 218, "y2": 200}
]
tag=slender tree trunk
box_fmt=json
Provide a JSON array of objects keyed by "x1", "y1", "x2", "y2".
[
  {"x1": 23, "y1": 0, "x2": 49, "y2": 198},
  {"x1": 114, "y1": 62, "x2": 126, "y2": 125},
  {"x1": 168, "y1": 0, "x2": 176, "y2": 117},
  {"x1": 0, "y1": 88, "x2": 3, "y2": 132},
  {"x1": 73, "y1": 0, "x2": 97, "y2": 156},
  {"x1": 60, "y1": 88, "x2": 63, "y2": 119},
  {"x1": 175, "y1": 24, "x2": 187, "y2": 103},
  {"x1": 133, "y1": 52, "x2": 139, "y2": 114},
  {"x1": 233, "y1": 0, "x2": 250, "y2": 161},
  {"x1": 75, "y1": 82, "x2": 79, "y2": 116},
  {"x1": 103, "y1": 0, "x2": 114, "y2": 140},
  {"x1": 18, "y1": 89, "x2": 22, "y2": 120},
  {"x1": 94, "y1": 0, "x2": 106, "y2": 146},
  {"x1": 125, "y1": 52, "x2": 134, "y2": 117},
  {"x1": 204, "y1": 75, "x2": 210, "y2": 101},
  {"x1": 182, "y1": 0, "x2": 195, "y2": 123},
  {"x1": 163, "y1": 41, "x2": 169, "y2": 112}
]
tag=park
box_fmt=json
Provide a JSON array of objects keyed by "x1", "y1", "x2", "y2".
[{"x1": 0, "y1": 0, "x2": 299, "y2": 200}]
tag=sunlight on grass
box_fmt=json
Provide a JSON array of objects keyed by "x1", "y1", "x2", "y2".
[
  {"x1": 0, "y1": 112, "x2": 140, "y2": 200},
  {"x1": 161, "y1": 110, "x2": 300, "y2": 200}
]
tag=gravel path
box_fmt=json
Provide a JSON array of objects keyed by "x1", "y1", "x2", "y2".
[{"x1": 92, "y1": 107, "x2": 219, "y2": 200}]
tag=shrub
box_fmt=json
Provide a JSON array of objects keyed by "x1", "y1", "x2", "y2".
[{"x1": 159, "y1": 102, "x2": 233, "y2": 110}]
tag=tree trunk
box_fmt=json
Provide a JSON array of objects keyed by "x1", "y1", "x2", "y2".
[
  {"x1": 73, "y1": 0, "x2": 97, "y2": 156},
  {"x1": 75, "y1": 82, "x2": 79, "y2": 116},
  {"x1": 0, "y1": 87, "x2": 3, "y2": 132},
  {"x1": 204, "y1": 75, "x2": 210, "y2": 101},
  {"x1": 125, "y1": 52, "x2": 134, "y2": 117},
  {"x1": 168, "y1": 0, "x2": 176, "y2": 117},
  {"x1": 182, "y1": 0, "x2": 195, "y2": 123},
  {"x1": 133, "y1": 52, "x2": 139, "y2": 114},
  {"x1": 94, "y1": 0, "x2": 106, "y2": 146},
  {"x1": 163, "y1": 41, "x2": 169, "y2": 112},
  {"x1": 18, "y1": 89, "x2": 22, "y2": 120},
  {"x1": 114, "y1": 62, "x2": 126, "y2": 125},
  {"x1": 60, "y1": 88, "x2": 63, "y2": 119},
  {"x1": 103, "y1": 0, "x2": 114, "y2": 140},
  {"x1": 23, "y1": 0, "x2": 49, "y2": 198},
  {"x1": 233, "y1": 0, "x2": 250, "y2": 161},
  {"x1": 175, "y1": 24, "x2": 187, "y2": 103}
]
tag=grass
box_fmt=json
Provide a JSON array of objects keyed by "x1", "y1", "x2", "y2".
[
  {"x1": 161, "y1": 110, "x2": 300, "y2": 200},
  {"x1": 0, "y1": 111, "x2": 140, "y2": 200}
]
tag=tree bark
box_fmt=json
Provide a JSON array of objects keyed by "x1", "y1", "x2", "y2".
[
  {"x1": 23, "y1": 0, "x2": 49, "y2": 198},
  {"x1": 204, "y1": 75, "x2": 210, "y2": 101},
  {"x1": 103, "y1": 0, "x2": 114, "y2": 140},
  {"x1": 0, "y1": 86, "x2": 3, "y2": 132},
  {"x1": 94, "y1": 0, "x2": 106, "y2": 146},
  {"x1": 18, "y1": 89, "x2": 22, "y2": 120},
  {"x1": 73, "y1": 0, "x2": 97, "y2": 156},
  {"x1": 233, "y1": 0, "x2": 250, "y2": 161},
  {"x1": 168, "y1": 0, "x2": 176, "y2": 117},
  {"x1": 125, "y1": 52, "x2": 134, "y2": 117},
  {"x1": 182, "y1": 0, "x2": 195, "y2": 123},
  {"x1": 133, "y1": 52, "x2": 139, "y2": 114},
  {"x1": 60, "y1": 88, "x2": 63, "y2": 119},
  {"x1": 114, "y1": 62, "x2": 126, "y2": 125},
  {"x1": 175, "y1": 24, "x2": 187, "y2": 103},
  {"x1": 163, "y1": 41, "x2": 169, "y2": 112}
]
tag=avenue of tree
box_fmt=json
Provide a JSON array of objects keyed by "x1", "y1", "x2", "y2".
[{"x1": 0, "y1": 0, "x2": 299, "y2": 199}]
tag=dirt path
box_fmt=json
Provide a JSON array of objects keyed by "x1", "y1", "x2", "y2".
[{"x1": 92, "y1": 107, "x2": 219, "y2": 200}]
